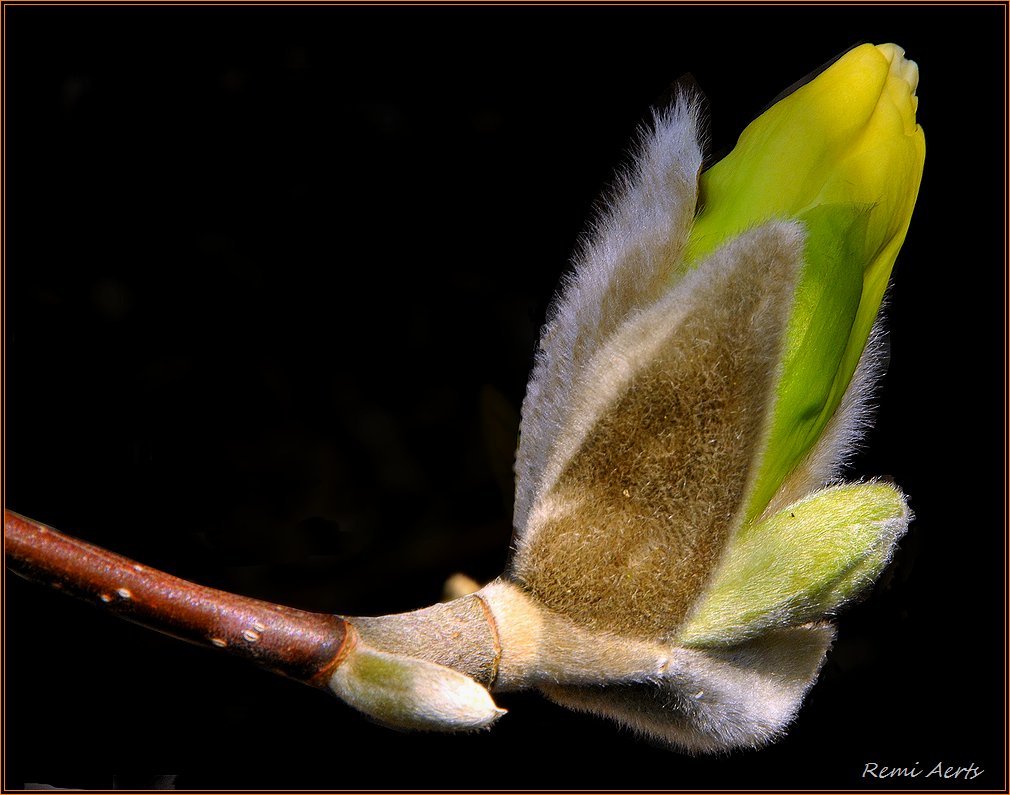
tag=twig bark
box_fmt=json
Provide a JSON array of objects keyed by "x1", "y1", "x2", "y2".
[{"x1": 4, "y1": 509, "x2": 351, "y2": 687}]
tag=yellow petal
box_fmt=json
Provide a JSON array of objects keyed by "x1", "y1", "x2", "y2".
[
  {"x1": 683, "y1": 44, "x2": 925, "y2": 519},
  {"x1": 688, "y1": 43, "x2": 924, "y2": 259}
]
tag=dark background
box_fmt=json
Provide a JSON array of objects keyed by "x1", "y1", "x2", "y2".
[{"x1": 3, "y1": 4, "x2": 1005, "y2": 790}]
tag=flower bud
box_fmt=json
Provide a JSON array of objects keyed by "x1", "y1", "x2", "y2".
[{"x1": 687, "y1": 43, "x2": 925, "y2": 518}]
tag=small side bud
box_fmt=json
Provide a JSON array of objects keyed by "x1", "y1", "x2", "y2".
[
  {"x1": 678, "y1": 482, "x2": 909, "y2": 647},
  {"x1": 442, "y1": 572, "x2": 482, "y2": 600},
  {"x1": 327, "y1": 637, "x2": 506, "y2": 732}
]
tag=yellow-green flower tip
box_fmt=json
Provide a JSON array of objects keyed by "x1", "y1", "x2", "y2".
[
  {"x1": 686, "y1": 43, "x2": 924, "y2": 519},
  {"x1": 688, "y1": 43, "x2": 924, "y2": 258}
]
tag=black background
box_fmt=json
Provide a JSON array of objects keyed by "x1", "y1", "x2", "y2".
[{"x1": 3, "y1": 4, "x2": 1006, "y2": 790}]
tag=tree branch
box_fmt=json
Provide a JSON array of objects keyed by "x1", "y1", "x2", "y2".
[{"x1": 4, "y1": 509, "x2": 350, "y2": 688}]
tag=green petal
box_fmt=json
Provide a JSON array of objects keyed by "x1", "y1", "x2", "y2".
[
  {"x1": 677, "y1": 482, "x2": 908, "y2": 648},
  {"x1": 743, "y1": 203, "x2": 870, "y2": 520}
]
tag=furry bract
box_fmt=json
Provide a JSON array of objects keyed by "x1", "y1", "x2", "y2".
[{"x1": 327, "y1": 43, "x2": 925, "y2": 752}]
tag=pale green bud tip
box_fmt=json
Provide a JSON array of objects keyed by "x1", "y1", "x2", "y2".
[
  {"x1": 877, "y1": 43, "x2": 919, "y2": 108},
  {"x1": 327, "y1": 640, "x2": 506, "y2": 732},
  {"x1": 883, "y1": 44, "x2": 918, "y2": 85}
]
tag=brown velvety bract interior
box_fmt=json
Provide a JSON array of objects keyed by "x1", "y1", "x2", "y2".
[{"x1": 511, "y1": 225, "x2": 801, "y2": 642}]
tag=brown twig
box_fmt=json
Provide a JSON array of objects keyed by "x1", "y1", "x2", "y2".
[{"x1": 4, "y1": 509, "x2": 351, "y2": 688}]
